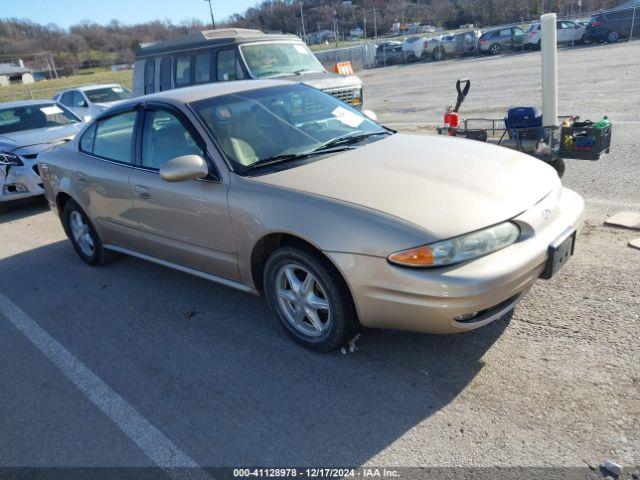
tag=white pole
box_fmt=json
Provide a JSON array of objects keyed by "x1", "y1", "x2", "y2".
[{"x1": 541, "y1": 13, "x2": 558, "y2": 127}]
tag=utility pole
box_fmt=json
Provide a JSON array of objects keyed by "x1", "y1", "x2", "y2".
[
  {"x1": 373, "y1": 6, "x2": 377, "y2": 39},
  {"x1": 49, "y1": 54, "x2": 59, "y2": 79},
  {"x1": 300, "y1": 1, "x2": 306, "y2": 41},
  {"x1": 363, "y1": 9, "x2": 367, "y2": 40},
  {"x1": 204, "y1": 0, "x2": 216, "y2": 30}
]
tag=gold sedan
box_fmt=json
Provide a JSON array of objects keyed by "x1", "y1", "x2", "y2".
[{"x1": 38, "y1": 80, "x2": 584, "y2": 351}]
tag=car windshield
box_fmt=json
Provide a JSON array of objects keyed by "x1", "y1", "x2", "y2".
[
  {"x1": 192, "y1": 84, "x2": 389, "y2": 172},
  {"x1": 0, "y1": 103, "x2": 79, "y2": 134},
  {"x1": 240, "y1": 42, "x2": 325, "y2": 78},
  {"x1": 84, "y1": 86, "x2": 132, "y2": 103}
]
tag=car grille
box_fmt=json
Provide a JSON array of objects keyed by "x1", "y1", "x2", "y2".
[{"x1": 325, "y1": 88, "x2": 357, "y2": 106}]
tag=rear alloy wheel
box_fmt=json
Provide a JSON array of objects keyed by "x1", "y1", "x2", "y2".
[
  {"x1": 264, "y1": 246, "x2": 358, "y2": 352},
  {"x1": 607, "y1": 30, "x2": 619, "y2": 43},
  {"x1": 62, "y1": 199, "x2": 116, "y2": 266},
  {"x1": 489, "y1": 43, "x2": 502, "y2": 55}
]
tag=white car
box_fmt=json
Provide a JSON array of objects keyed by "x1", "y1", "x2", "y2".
[
  {"x1": 525, "y1": 20, "x2": 586, "y2": 48},
  {"x1": 0, "y1": 100, "x2": 83, "y2": 202},
  {"x1": 53, "y1": 84, "x2": 132, "y2": 120},
  {"x1": 401, "y1": 36, "x2": 429, "y2": 61}
]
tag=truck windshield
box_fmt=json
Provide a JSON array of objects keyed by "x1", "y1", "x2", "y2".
[
  {"x1": 240, "y1": 42, "x2": 325, "y2": 78},
  {"x1": 192, "y1": 83, "x2": 389, "y2": 172}
]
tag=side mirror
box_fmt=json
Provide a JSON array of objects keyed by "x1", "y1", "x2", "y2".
[
  {"x1": 362, "y1": 109, "x2": 378, "y2": 122},
  {"x1": 160, "y1": 155, "x2": 208, "y2": 182}
]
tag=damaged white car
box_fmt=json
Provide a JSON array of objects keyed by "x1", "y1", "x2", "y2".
[{"x1": 1, "y1": 100, "x2": 83, "y2": 203}]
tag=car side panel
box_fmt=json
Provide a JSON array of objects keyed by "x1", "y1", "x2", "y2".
[{"x1": 227, "y1": 174, "x2": 432, "y2": 290}]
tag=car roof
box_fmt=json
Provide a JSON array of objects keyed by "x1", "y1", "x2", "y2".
[
  {"x1": 57, "y1": 84, "x2": 123, "y2": 94},
  {"x1": 112, "y1": 79, "x2": 293, "y2": 109},
  {"x1": 0, "y1": 99, "x2": 59, "y2": 109}
]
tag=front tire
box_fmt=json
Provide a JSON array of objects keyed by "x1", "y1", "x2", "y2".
[
  {"x1": 264, "y1": 246, "x2": 359, "y2": 352},
  {"x1": 62, "y1": 199, "x2": 116, "y2": 266}
]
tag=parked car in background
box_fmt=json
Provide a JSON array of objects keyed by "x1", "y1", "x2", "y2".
[
  {"x1": 54, "y1": 84, "x2": 132, "y2": 120},
  {"x1": 39, "y1": 80, "x2": 584, "y2": 352},
  {"x1": 428, "y1": 30, "x2": 481, "y2": 60},
  {"x1": 0, "y1": 100, "x2": 82, "y2": 202},
  {"x1": 479, "y1": 26, "x2": 526, "y2": 55},
  {"x1": 133, "y1": 28, "x2": 364, "y2": 109},
  {"x1": 375, "y1": 41, "x2": 404, "y2": 65},
  {"x1": 401, "y1": 36, "x2": 428, "y2": 61},
  {"x1": 525, "y1": 20, "x2": 586, "y2": 48},
  {"x1": 585, "y1": 7, "x2": 640, "y2": 43}
]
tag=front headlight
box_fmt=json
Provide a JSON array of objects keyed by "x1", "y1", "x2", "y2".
[
  {"x1": 352, "y1": 88, "x2": 363, "y2": 106},
  {"x1": 388, "y1": 222, "x2": 520, "y2": 268},
  {"x1": 0, "y1": 151, "x2": 23, "y2": 166}
]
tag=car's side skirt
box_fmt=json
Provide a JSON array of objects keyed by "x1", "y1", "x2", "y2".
[{"x1": 103, "y1": 243, "x2": 258, "y2": 295}]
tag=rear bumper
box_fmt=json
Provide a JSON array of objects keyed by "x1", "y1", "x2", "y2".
[{"x1": 326, "y1": 187, "x2": 585, "y2": 334}]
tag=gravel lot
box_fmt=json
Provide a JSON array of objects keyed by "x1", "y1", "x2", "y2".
[{"x1": 1, "y1": 41, "x2": 638, "y2": 474}]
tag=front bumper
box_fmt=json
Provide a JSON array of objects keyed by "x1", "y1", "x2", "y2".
[
  {"x1": 326, "y1": 187, "x2": 585, "y2": 334},
  {"x1": 0, "y1": 161, "x2": 44, "y2": 203}
]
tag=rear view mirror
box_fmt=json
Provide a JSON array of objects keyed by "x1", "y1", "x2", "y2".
[
  {"x1": 160, "y1": 155, "x2": 208, "y2": 182},
  {"x1": 362, "y1": 109, "x2": 378, "y2": 122}
]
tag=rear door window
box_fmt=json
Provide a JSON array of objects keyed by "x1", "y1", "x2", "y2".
[
  {"x1": 60, "y1": 91, "x2": 74, "y2": 107},
  {"x1": 194, "y1": 51, "x2": 212, "y2": 84},
  {"x1": 159, "y1": 56, "x2": 172, "y2": 91},
  {"x1": 174, "y1": 54, "x2": 192, "y2": 88},
  {"x1": 216, "y1": 49, "x2": 246, "y2": 82},
  {"x1": 91, "y1": 111, "x2": 138, "y2": 164},
  {"x1": 144, "y1": 59, "x2": 155, "y2": 94}
]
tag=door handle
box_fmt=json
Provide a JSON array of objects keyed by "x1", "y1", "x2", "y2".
[{"x1": 133, "y1": 184, "x2": 151, "y2": 199}]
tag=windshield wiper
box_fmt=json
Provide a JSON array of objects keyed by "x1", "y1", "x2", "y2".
[
  {"x1": 310, "y1": 131, "x2": 390, "y2": 153},
  {"x1": 245, "y1": 146, "x2": 356, "y2": 171}
]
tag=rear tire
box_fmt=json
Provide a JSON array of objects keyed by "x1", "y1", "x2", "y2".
[
  {"x1": 607, "y1": 30, "x2": 619, "y2": 43},
  {"x1": 489, "y1": 43, "x2": 502, "y2": 55},
  {"x1": 62, "y1": 199, "x2": 116, "y2": 266},
  {"x1": 264, "y1": 246, "x2": 359, "y2": 352}
]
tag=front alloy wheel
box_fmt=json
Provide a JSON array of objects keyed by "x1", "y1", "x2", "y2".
[
  {"x1": 264, "y1": 246, "x2": 359, "y2": 351},
  {"x1": 275, "y1": 264, "x2": 331, "y2": 337}
]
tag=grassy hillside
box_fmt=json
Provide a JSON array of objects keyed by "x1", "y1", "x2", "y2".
[{"x1": 0, "y1": 68, "x2": 133, "y2": 103}]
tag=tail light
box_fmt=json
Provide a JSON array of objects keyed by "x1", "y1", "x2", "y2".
[
  {"x1": 590, "y1": 20, "x2": 601, "y2": 27},
  {"x1": 480, "y1": 39, "x2": 487, "y2": 45},
  {"x1": 423, "y1": 40, "x2": 429, "y2": 49}
]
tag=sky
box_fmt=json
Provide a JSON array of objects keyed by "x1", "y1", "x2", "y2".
[{"x1": 2, "y1": 0, "x2": 260, "y2": 28}]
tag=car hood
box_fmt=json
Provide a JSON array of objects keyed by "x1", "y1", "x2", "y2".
[
  {"x1": 0, "y1": 123, "x2": 83, "y2": 155},
  {"x1": 253, "y1": 133, "x2": 561, "y2": 240}
]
